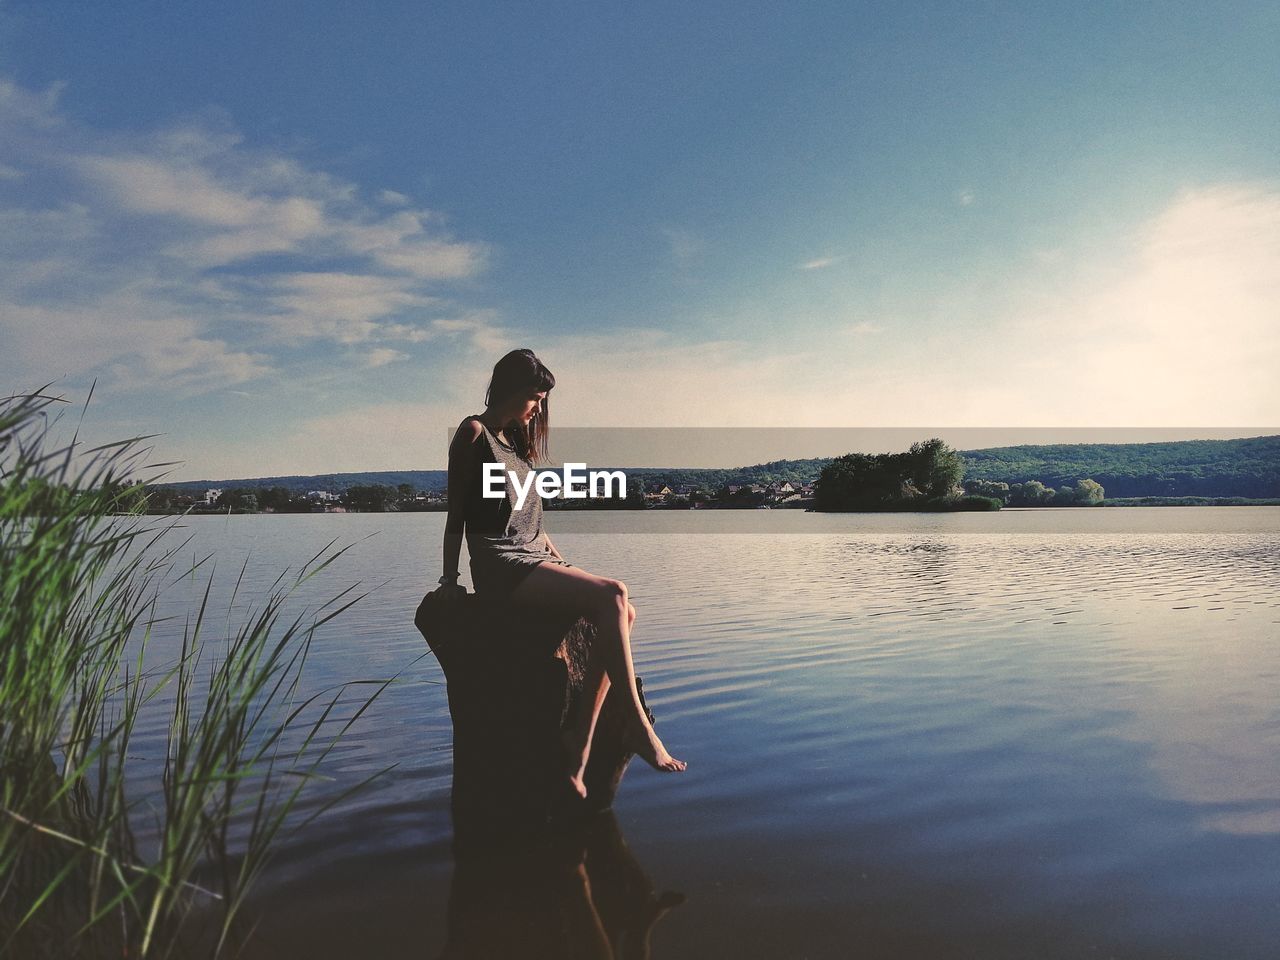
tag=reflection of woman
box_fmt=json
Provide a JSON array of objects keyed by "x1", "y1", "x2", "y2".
[
  {"x1": 442, "y1": 811, "x2": 684, "y2": 960},
  {"x1": 440, "y1": 349, "x2": 685, "y2": 797}
]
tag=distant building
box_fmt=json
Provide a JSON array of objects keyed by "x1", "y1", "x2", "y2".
[
  {"x1": 643, "y1": 484, "x2": 675, "y2": 502},
  {"x1": 203, "y1": 488, "x2": 222, "y2": 505}
]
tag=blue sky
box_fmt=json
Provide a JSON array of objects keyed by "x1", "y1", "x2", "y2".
[{"x1": 2, "y1": 1, "x2": 1278, "y2": 478}]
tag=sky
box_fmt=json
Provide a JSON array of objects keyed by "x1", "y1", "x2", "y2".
[{"x1": 2, "y1": 1, "x2": 1278, "y2": 479}]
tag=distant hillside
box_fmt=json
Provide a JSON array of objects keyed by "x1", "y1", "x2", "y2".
[
  {"x1": 961, "y1": 435, "x2": 1280, "y2": 499},
  {"x1": 159, "y1": 435, "x2": 1279, "y2": 500}
]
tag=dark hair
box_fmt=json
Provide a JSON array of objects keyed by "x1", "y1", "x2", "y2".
[{"x1": 484, "y1": 349, "x2": 555, "y2": 465}]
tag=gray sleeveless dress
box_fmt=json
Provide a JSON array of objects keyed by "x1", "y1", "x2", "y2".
[{"x1": 463, "y1": 416, "x2": 573, "y2": 600}]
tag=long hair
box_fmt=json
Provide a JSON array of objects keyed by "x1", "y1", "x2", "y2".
[{"x1": 484, "y1": 349, "x2": 555, "y2": 465}]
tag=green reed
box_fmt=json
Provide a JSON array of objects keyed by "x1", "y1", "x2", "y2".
[{"x1": 0, "y1": 389, "x2": 396, "y2": 958}]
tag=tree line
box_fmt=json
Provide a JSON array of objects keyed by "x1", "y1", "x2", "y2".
[
  {"x1": 136, "y1": 482, "x2": 433, "y2": 514},
  {"x1": 815, "y1": 439, "x2": 1106, "y2": 511},
  {"x1": 115, "y1": 434, "x2": 1280, "y2": 513},
  {"x1": 963, "y1": 436, "x2": 1279, "y2": 498}
]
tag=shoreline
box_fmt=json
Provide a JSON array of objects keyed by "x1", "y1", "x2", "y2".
[{"x1": 136, "y1": 498, "x2": 1280, "y2": 516}]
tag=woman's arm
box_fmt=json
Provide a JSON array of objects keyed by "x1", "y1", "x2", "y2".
[
  {"x1": 543, "y1": 531, "x2": 564, "y2": 561},
  {"x1": 443, "y1": 419, "x2": 482, "y2": 582}
]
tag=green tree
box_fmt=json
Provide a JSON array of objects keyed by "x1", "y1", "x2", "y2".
[
  {"x1": 345, "y1": 484, "x2": 396, "y2": 512},
  {"x1": 1075, "y1": 478, "x2": 1105, "y2": 504},
  {"x1": 1008, "y1": 480, "x2": 1055, "y2": 506},
  {"x1": 816, "y1": 442, "x2": 961, "y2": 510},
  {"x1": 215, "y1": 488, "x2": 259, "y2": 512},
  {"x1": 964, "y1": 479, "x2": 1010, "y2": 503},
  {"x1": 905, "y1": 438, "x2": 965, "y2": 499},
  {"x1": 815, "y1": 454, "x2": 887, "y2": 510},
  {"x1": 255, "y1": 486, "x2": 293, "y2": 511},
  {"x1": 143, "y1": 485, "x2": 173, "y2": 512}
]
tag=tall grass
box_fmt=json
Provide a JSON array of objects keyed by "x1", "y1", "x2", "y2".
[{"x1": 0, "y1": 388, "x2": 394, "y2": 958}]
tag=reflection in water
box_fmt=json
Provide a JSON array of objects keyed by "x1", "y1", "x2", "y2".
[
  {"x1": 1113, "y1": 603, "x2": 1280, "y2": 836},
  {"x1": 440, "y1": 812, "x2": 683, "y2": 960}
]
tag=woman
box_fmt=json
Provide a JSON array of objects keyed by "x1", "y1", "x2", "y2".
[{"x1": 440, "y1": 349, "x2": 686, "y2": 798}]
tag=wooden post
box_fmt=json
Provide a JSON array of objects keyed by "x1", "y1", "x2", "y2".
[{"x1": 414, "y1": 589, "x2": 653, "y2": 848}]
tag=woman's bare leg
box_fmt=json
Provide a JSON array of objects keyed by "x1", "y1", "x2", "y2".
[
  {"x1": 561, "y1": 601, "x2": 630, "y2": 796},
  {"x1": 508, "y1": 563, "x2": 685, "y2": 794}
]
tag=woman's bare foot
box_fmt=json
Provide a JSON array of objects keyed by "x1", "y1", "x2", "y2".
[
  {"x1": 561, "y1": 728, "x2": 590, "y2": 798},
  {"x1": 627, "y1": 721, "x2": 687, "y2": 773}
]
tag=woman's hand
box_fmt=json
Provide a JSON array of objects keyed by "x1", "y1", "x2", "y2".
[{"x1": 435, "y1": 583, "x2": 468, "y2": 611}]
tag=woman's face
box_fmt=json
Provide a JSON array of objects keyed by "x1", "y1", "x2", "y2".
[{"x1": 512, "y1": 389, "x2": 547, "y2": 424}]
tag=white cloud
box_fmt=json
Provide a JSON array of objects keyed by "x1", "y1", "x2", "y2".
[
  {"x1": 250, "y1": 272, "x2": 431, "y2": 344},
  {"x1": 0, "y1": 77, "x2": 489, "y2": 396},
  {"x1": 991, "y1": 183, "x2": 1280, "y2": 423},
  {"x1": 364, "y1": 347, "x2": 408, "y2": 368},
  {"x1": 0, "y1": 78, "x2": 65, "y2": 130},
  {"x1": 6, "y1": 293, "x2": 272, "y2": 394},
  {"x1": 69, "y1": 145, "x2": 486, "y2": 278},
  {"x1": 426, "y1": 312, "x2": 515, "y2": 356},
  {"x1": 78, "y1": 153, "x2": 284, "y2": 228},
  {"x1": 799, "y1": 255, "x2": 841, "y2": 270}
]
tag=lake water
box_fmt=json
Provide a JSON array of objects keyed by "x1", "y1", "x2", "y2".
[{"x1": 138, "y1": 508, "x2": 1280, "y2": 958}]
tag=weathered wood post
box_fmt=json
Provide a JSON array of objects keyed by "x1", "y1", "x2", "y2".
[{"x1": 414, "y1": 589, "x2": 654, "y2": 848}]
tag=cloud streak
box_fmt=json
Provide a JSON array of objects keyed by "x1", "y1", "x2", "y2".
[{"x1": 799, "y1": 255, "x2": 842, "y2": 270}]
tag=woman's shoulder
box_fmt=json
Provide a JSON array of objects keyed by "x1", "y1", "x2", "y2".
[{"x1": 449, "y1": 416, "x2": 485, "y2": 454}]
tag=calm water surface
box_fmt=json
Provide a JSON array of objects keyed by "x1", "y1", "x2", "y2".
[{"x1": 139, "y1": 508, "x2": 1279, "y2": 959}]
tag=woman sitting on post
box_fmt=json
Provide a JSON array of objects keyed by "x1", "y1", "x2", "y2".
[{"x1": 439, "y1": 348, "x2": 686, "y2": 798}]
